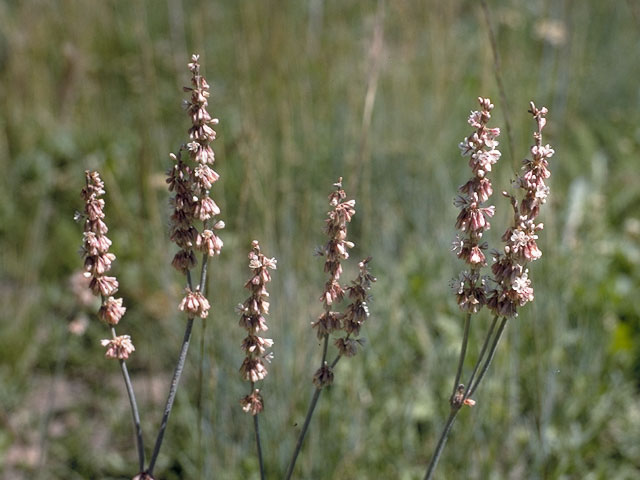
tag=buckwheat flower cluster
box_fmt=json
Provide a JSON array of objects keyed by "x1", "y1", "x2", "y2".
[
  {"x1": 238, "y1": 241, "x2": 277, "y2": 415},
  {"x1": 166, "y1": 54, "x2": 223, "y2": 317},
  {"x1": 452, "y1": 97, "x2": 500, "y2": 313},
  {"x1": 488, "y1": 103, "x2": 553, "y2": 317},
  {"x1": 80, "y1": 170, "x2": 133, "y2": 359},
  {"x1": 311, "y1": 178, "x2": 356, "y2": 387},
  {"x1": 335, "y1": 257, "x2": 376, "y2": 357},
  {"x1": 101, "y1": 335, "x2": 135, "y2": 360}
]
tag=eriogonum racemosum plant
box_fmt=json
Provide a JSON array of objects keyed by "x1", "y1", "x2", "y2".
[
  {"x1": 424, "y1": 98, "x2": 553, "y2": 480},
  {"x1": 78, "y1": 54, "x2": 222, "y2": 480},
  {"x1": 79, "y1": 171, "x2": 144, "y2": 471},
  {"x1": 145, "y1": 53, "x2": 224, "y2": 479},
  {"x1": 285, "y1": 178, "x2": 376, "y2": 480},
  {"x1": 238, "y1": 240, "x2": 277, "y2": 479}
]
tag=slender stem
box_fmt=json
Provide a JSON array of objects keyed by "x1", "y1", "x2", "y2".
[
  {"x1": 320, "y1": 332, "x2": 329, "y2": 364},
  {"x1": 109, "y1": 326, "x2": 145, "y2": 472},
  {"x1": 146, "y1": 317, "x2": 195, "y2": 475},
  {"x1": 120, "y1": 359, "x2": 146, "y2": 472},
  {"x1": 451, "y1": 313, "x2": 471, "y2": 401},
  {"x1": 197, "y1": 319, "x2": 206, "y2": 477},
  {"x1": 147, "y1": 253, "x2": 210, "y2": 475},
  {"x1": 330, "y1": 354, "x2": 342, "y2": 369},
  {"x1": 284, "y1": 386, "x2": 323, "y2": 480},
  {"x1": 463, "y1": 315, "x2": 498, "y2": 399},
  {"x1": 254, "y1": 412, "x2": 265, "y2": 480},
  {"x1": 423, "y1": 409, "x2": 460, "y2": 480},
  {"x1": 284, "y1": 334, "x2": 330, "y2": 479},
  {"x1": 468, "y1": 317, "x2": 508, "y2": 397},
  {"x1": 198, "y1": 251, "x2": 209, "y2": 292}
]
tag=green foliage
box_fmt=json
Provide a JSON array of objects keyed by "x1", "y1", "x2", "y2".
[{"x1": 1, "y1": 0, "x2": 639, "y2": 478}]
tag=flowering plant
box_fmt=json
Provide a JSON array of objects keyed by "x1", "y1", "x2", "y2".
[{"x1": 425, "y1": 98, "x2": 553, "y2": 479}]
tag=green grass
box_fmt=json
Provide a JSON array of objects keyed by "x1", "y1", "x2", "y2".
[{"x1": 1, "y1": 0, "x2": 640, "y2": 478}]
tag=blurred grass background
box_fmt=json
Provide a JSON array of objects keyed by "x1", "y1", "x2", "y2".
[{"x1": 1, "y1": 0, "x2": 640, "y2": 478}]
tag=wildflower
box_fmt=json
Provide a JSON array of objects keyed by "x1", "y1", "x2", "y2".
[
  {"x1": 98, "y1": 296, "x2": 127, "y2": 325},
  {"x1": 487, "y1": 102, "x2": 553, "y2": 317},
  {"x1": 167, "y1": 54, "x2": 223, "y2": 275},
  {"x1": 179, "y1": 288, "x2": 211, "y2": 318},
  {"x1": 80, "y1": 170, "x2": 131, "y2": 355},
  {"x1": 241, "y1": 389, "x2": 264, "y2": 416},
  {"x1": 452, "y1": 97, "x2": 500, "y2": 304},
  {"x1": 101, "y1": 335, "x2": 135, "y2": 360},
  {"x1": 240, "y1": 357, "x2": 269, "y2": 382},
  {"x1": 311, "y1": 179, "x2": 356, "y2": 338},
  {"x1": 451, "y1": 271, "x2": 487, "y2": 314},
  {"x1": 196, "y1": 228, "x2": 224, "y2": 257},
  {"x1": 340, "y1": 257, "x2": 376, "y2": 339},
  {"x1": 238, "y1": 241, "x2": 276, "y2": 413},
  {"x1": 312, "y1": 363, "x2": 334, "y2": 388}
]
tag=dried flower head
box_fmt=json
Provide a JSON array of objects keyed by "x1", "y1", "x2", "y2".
[
  {"x1": 312, "y1": 178, "x2": 357, "y2": 340},
  {"x1": 238, "y1": 241, "x2": 276, "y2": 413},
  {"x1": 313, "y1": 363, "x2": 334, "y2": 388},
  {"x1": 339, "y1": 257, "x2": 376, "y2": 343}
]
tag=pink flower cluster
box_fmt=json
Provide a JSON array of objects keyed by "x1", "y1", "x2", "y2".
[
  {"x1": 80, "y1": 170, "x2": 133, "y2": 359},
  {"x1": 238, "y1": 241, "x2": 277, "y2": 415},
  {"x1": 312, "y1": 178, "x2": 356, "y2": 341},
  {"x1": 487, "y1": 103, "x2": 553, "y2": 317},
  {"x1": 452, "y1": 98, "x2": 553, "y2": 318},
  {"x1": 101, "y1": 335, "x2": 135, "y2": 360},
  {"x1": 452, "y1": 98, "x2": 500, "y2": 313},
  {"x1": 310, "y1": 179, "x2": 376, "y2": 388},
  {"x1": 167, "y1": 54, "x2": 224, "y2": 277},
  {"x1": 335, "y1": 257, "x2": 376, "y2": 357}
]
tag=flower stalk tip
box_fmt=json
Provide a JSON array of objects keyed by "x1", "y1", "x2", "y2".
[{"x1": 238, "y1": 241, "x2": 276, "y2": 414}]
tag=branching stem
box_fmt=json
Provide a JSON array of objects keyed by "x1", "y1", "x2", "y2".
[{"x1": 451, "y1": 313, "x2": 471, "y2": 401}]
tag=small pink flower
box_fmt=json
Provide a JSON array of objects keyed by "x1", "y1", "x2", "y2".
[
  {"x1": 469, "y1": 245, "x2": 486, "y2": 265},
  {"x1": 241, "y1": 335, "x2": 274, "y2": 356},
  {"x1": 241, "y1": 389, "x2": 264, "y2": 416},
  {"x1": 89, "y1": 275, "x2": 119, "y2": 297},
  {"x1": 101, "y1": 335, "x2": 135, "y2": 360},
  {"x1": 83, "y1": 231, "x2": 112, "y2": 256},
  {"x1": 193, "y1": 164, "x2": 219, "y2": 189},
  {"x1": 512, "y1": 269, "x2": 534, "y2": 305},
  {"x1": 179, "y1": 289, "x2": 210, "y2": 318},
  {"x1": 240, "y1": 357, "x2": 268, "y2": 382},
  {"x1": 85, "y1": 198, "x2": 106, "y2": 221},
  {"x1": 98, "y1": 297, "x2": 126, "y2": 325},
  {"x1": 84, "y1": 252, "x2": 116, "y2": 276},
  {"x1": 196, "y1": 229, "x2": 223, "y2": 256},
  {"x1": 194, "y1": 196, "x2": 220, "y2": 221}
]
